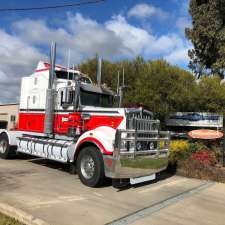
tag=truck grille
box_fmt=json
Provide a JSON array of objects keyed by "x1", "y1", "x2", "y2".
[
  {"x1": 126, "y1": 109, "x2": 155, "y2": 130},
  {"x1": 114, "y1": 108, "x2": 170, "y2": 156}
]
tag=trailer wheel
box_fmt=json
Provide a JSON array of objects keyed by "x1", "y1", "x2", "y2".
[
  {"x1": 0, "y1": 133, "x2": 14, "y2": 159},
  {"x1": 76, "y1": 146, "x2": 105, "y2": 187}
]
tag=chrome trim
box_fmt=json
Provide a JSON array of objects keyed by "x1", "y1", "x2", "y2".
[{"x1": 103, "y1": 116, "x2": 170, "y2": 179}]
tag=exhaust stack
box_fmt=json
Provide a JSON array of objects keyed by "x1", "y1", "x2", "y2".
[
  {"x1": 97, "y1": 56, "x2": 102, "y2": 85},
  {"x1": 118, "y1": 68, "x2": 125, "y2": 108},
  {"x1": 44, "y1": 42, "x2": 56, "y2": 135}
]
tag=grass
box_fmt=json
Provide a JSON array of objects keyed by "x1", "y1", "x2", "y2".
[{"x1": 0, "y1": 212, "x2": 24, "y2": 225}]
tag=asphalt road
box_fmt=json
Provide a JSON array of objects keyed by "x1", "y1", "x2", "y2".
[{"x1": 0, "y1": 157, "x2": 225, "y2": 225}]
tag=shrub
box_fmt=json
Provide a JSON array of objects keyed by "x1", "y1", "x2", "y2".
[
  {"x1": 191, "y1": 150, "x2": 216, "y2": 166},
  {"x1": 169, "y1": 140, "x2": 190, "y2": 164},
  {"x1": 169, "y1": 139, "x2": 225, "y2": 183},
  {"x1": 170, "y1": 140, "x2": 189, "y2": 152},
  {"x1": 210, "y1": 144, "x2": 223, "y2": 164},
  {"x1": 177, "y1": 157, "x2": 225, "y2": 183},
  {"x1": 188, "y1": 141, "x2": 207, "y2": 153}
]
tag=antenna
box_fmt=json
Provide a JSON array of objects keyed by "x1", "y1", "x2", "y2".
[
  {"x1": 67, "y1": 49, "x2": 71, "y2": 80},
  {"x1": 97, "y1": 55, "x2": 102, "y2": 85},
  {"x1": 118, "y1": 67, "x2": 126, "y2": 108},
  {"x1": 117, "y1": 71, "x2": 120, "y2": 95},
  {"x1": 72, "y1": 64, "x2": 75, "y2": 80},
  {"x1": 122, "y1": 67, "x2": 125, "y2": 87}
]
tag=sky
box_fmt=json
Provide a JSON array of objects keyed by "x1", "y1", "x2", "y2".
[{"x1": 0, "y1": 0, "x2": 191, "y2": 103}]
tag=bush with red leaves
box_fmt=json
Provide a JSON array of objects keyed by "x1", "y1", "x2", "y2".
[{"x1": 191, "y1": 150, "x2": 216, "y2": 166}]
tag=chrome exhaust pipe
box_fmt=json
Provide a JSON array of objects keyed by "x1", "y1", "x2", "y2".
[
  {"x1": 44, "y1": 42, "x2": 56, "y2": 135},
  {"x1": 97, "y1": 56, "x2": 102, "y2": 85}
]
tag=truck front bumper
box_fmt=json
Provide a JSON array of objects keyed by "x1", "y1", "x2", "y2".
[
  {"x1": 103, "y1": 130, "x2": 170, "y2": 179},
  {"x1": 103, "y1": 153, "x2": 168, "y2": 179}
]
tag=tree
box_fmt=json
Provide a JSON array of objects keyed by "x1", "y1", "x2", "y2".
[
  {"x1": 127, "y1": 59, "x2": 197, "y2": 122},
  {"x1": 79, "y1": 58, "x2": 197, "y2": 121},
  {"x1": 196, "y1": 76, "x2": 225, "y2": 114},
  {"x1": 186, "y1": 0, "x2": 225, "y2": 78}
]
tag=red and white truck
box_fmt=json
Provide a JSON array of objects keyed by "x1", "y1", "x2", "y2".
[{"x1": 0, "y1": 43, "x2": 170, "y2": 187}]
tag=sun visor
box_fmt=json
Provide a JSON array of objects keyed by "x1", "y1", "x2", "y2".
[{"x1": 80, "y1": 83, "x2": 114, "y2": 95}]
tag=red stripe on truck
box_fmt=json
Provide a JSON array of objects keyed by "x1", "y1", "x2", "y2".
[{"x1": 17, "y1": 112, "x2": 124, "y2": 135}]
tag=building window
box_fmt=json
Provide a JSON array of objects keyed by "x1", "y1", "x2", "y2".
[{"x1": 10, "y1": 115, "x2": 16, "y2": 122}]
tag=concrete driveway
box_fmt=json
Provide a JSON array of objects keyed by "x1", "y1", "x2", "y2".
[{"x1": 0, "y1": 157, "x2": 225, "y2": 225}]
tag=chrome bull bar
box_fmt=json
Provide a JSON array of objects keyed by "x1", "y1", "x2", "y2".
[{"x1": 103, "y1": 121, "x2": 170, "y2": 179}]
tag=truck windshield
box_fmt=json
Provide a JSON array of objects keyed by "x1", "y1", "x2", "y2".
[
  {"x1": 55, "y1": 71, "x2": 91, "y2": 84},
  {"x1": 80, "y1": 90, "x2": 114, "y2": 107}
]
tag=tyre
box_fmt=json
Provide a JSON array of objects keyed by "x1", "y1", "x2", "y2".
[
  {"x1": 76, "y1": 146, "x2": 105, "y2": 187},
  {"x1": 0, "y1": 133, "x2": 14, "y2": 159}
]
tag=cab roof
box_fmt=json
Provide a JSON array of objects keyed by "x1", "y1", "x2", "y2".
[{"x1": 81, "y1": 83, "x2": 114, "y2": 95}]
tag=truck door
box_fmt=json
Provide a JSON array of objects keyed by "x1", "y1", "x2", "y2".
[{"x1": 54, "y1": 87, "x2": 81, "y2": 135}]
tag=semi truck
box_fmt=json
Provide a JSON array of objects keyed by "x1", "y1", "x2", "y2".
[{"x1": 0, "y1": 43, "x2": 170, "y2": 187}]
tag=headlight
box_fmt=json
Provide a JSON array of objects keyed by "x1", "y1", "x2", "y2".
[
  {"x1": 120, "y1": 140, "x2": 127, "y2": 151},
  {"x1": 149, "y1": 142, "x2": 155, "y2": 150},
  {"x1": 120, "y1": 140, "x2": 136, "y2": 152},
  {"x1": 136, "y1": 142, "x2": 142, "y2": 151},
  {"x1": 129, "y1": 141, "x2": 135, "y2": 151}
]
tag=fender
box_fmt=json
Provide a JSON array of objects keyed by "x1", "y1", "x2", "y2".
[
  {"x1": 0, "y1": 129, "x2": 22, "y2": 146},
  {"x1": 67, "y1": 126, "x2": 116, "y2": 162}
]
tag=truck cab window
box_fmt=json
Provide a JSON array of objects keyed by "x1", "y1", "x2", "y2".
[
  {"x1": 80, "y1": 90, "x2": 113, "y2": 108},
  {"x1": 55, "y1": 71, "x2": 91, "y2": 84}
]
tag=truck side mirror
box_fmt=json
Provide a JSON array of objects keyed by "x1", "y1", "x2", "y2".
[
  {"x1": 61, "y1": 87, "x2": 73, "y2": 108},
  {"x1": 60, "y1": 79, "x2": 80, "y2": 110},
  {"x1": 73, "y1": 78, "x2": 80, "y2": 110},
  {"x1": 62, "y1": 88, "x2": 70, "y2": 103}
]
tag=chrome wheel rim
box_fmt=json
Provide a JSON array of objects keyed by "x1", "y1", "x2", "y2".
[
  {"x1": 80, "y1": 155, "x2": 95, "y2": 179},
  {"x1": 0, "y1": 139, "x2": 7, "y2": 154}
]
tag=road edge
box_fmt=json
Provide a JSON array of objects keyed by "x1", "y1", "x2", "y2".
[{"x1": 0, "y1": 202, "x2": 50, "y2": 225}]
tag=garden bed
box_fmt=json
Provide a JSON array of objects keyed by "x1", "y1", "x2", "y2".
[
  {"x1": 177, "y1": 161, "x2": 225, "y2": 183},
  {"x1": 168, "y1": 139, "x2": 225, "y2": 183}
]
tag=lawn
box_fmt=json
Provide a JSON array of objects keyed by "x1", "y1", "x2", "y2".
[{"x1": 0, "y1": 212, "x2": 24, "y2": 225}]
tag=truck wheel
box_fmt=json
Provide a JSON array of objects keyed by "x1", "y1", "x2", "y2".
[
  {"x1": 0, "y1": 133, "x2": 14, "y2": 159},
  {"x1": 76, "y1": 146, "x2": 105, "y2": 187}
]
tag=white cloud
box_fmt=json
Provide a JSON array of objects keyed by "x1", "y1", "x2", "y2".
[
  {"x1": 165, "y1": 44, "x2": 191, "y2": 65},
  {"x1": 0, "y1": 12, "x2": 190, "y2": 103},
  {"x1": 146, "y1": 34, "x2": 184, "y2": 55},
  {"x1": 13, "y1": 14, "x2": 127, "y2": 62},
  {"x1": 106, "y1": 15, "x2": 154, "y2": 56},
  {"x1": 176, "y1": 16, "x2": 191, "y2": 33},
  {"x1": 105, "y1": 16, "x2": 189, "y2": 59},
  {"x1": 12, "y1": 13, "x2": 190, "y2": 63},
  {"x1": 128, "y1": 3, "x2": 168, "y2": 20},
  {"x1": 0, "y1": 29, "x2": 46, "y2": 103}
]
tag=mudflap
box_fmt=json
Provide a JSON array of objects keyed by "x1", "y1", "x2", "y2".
[{"x1": 112, "y1": 178, "x2": 130, "y2": 189}]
